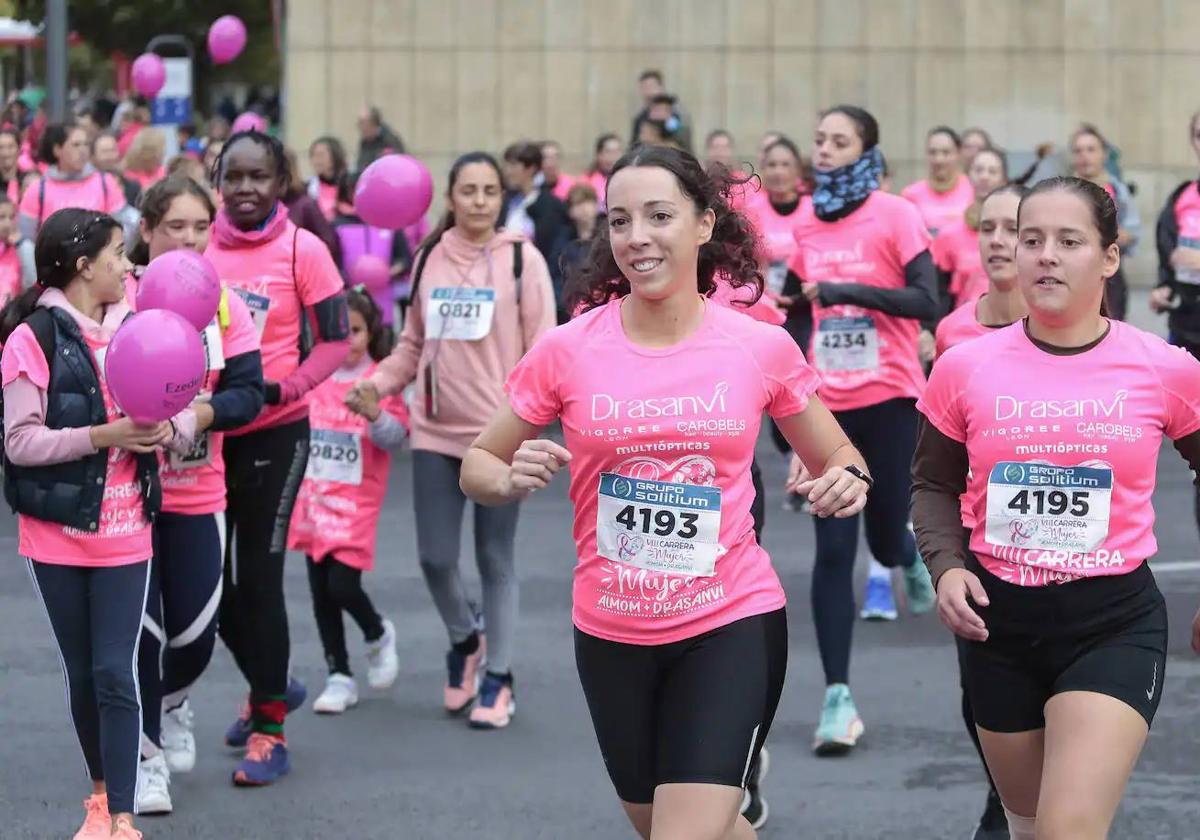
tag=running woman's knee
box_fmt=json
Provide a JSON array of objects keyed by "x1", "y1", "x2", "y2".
[
  {"x1": 92, "y1": 658, "x2": 138, "y2": 706},
  {"x1": 325, "y1": 564, "x2": 364, "y2": 607}
]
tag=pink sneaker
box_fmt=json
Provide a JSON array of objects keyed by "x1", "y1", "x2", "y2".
[
  {"x1": 468, "y1": 673, "x2": 516, "y2": 729},
  {"x1": 443, "y1": 635, "x2": 486, "y2": 714},
  {"x1": 111, "y1": 815, "x2": 143, "y2": 839},
  {"x1": 71, "y1": 793, "x2": 110, "y2": 840}
]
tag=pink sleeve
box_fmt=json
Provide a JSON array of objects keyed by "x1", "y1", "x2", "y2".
[
  {"x1": 222, "y1": 291, "x2": 261, "y2": 357},
  {"x1": 916, "y1": 352, "x2": 968, "y2": 442},
  {"x1": 930, "y1": 232, "x2": 952, "y2": 272},
  {"x1": 933, "y1": 321, "x2": 951, "y2": 361},
  {"x1": 2, "y1": 326, "x2": 96, "y2": 466},
  {"x1": 891, "y1": 199, "x2": 933, "y2": 266},
  {"x1": 102, "y1": 173, "x2": 127, "y2": 213},
  {"x1": 504, "y1": 327, "x2": 566, "y2": 426},
  {"x1": 1157, "y1": 341, "x2": 1200, "y2": 440},
  {"x1": 296, "y1": 231, "x2": 345, "y2": 306},
  {"x1": 516, "y1": 243, "x2": 557, "y2": 353},
  {"x1": 755, "y1": 326, "x2": 820, "y2": 419}
]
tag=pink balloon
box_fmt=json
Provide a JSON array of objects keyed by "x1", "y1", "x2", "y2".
[
  {"x1": 354, "y1": 154, "x2": 433, "y2": 230},
  {"x1": 350, "y1": 255, "x2": 391, "y2": 291},
  {"x1": 207, "y1": 15, "x2": 248, "y2": 65},
  {"x1": 231, "y1": 112, "x2": 267, "y2": 134},
  {"x1": 131, "y1": 53, "x2": 166, "y2": 98},
  {"x1": 136, "y1": 250, "x2": 222, "y2": 331},
  {"x1": 105, "y1": 310, "x2": 206, "y2": 424}
]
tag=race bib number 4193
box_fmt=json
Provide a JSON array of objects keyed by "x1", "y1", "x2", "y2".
[
  {"x1": 985, "y1": 462, "x2": 1113, "y2": 553},
  {"x1": 595, "y1": 473, "x2": 722, "y2": 577}
]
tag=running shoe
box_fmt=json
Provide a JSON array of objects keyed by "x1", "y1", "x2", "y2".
[
  {"x1": 813, "y1": 683, "x2": 864, "y2": 756},
  {"x1": 72, "y1": 793, "x2": 110, "y2": 840},
  {"x1": 740, "y1": 746, "x2": 770, "y2": 830},
  {"x1": 161, "y1": 700, "x2": 196, "y2": 773},
  {"x1": 365, "y1": 618, "x2": 399, "y2": 690},
  {"x1": 313, "y1": 673, "x2": 359, "y2": 714},
  {"x1": 860, "y1": 575, "x2": 899, "y2": 621},
  {"x1": 134, "y1": 752, "x2": 172, "y2": 815},
  {"x1": 468, "y1": 673, "x2": 516, "y2": 729},
  {"x1": 111, "y1": 816, "x2": 143, "y2": 840},
  {"x1": 972, "y1": 789, "x2": 1010, "y2": 840},
  {"x1": 903, "y1": 557, "x2": 936, "y2": 615},
  {"x1": 444, "y1": 635, "x2": 486, "y2": 714},
  {"x1": 232, "y1": 733, "x2": 290, "y2": 786},
  {"x1": 224, "y1": 678, "x2": 307, "y2": 748}
]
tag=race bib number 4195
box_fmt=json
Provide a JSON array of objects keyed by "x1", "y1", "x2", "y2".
[
  {"x1": 985, "y1": 462, "x2": 1113, "y2": 553},
  {"x1": 595, "y1": 473, "x2": 722, "y2": 577}
]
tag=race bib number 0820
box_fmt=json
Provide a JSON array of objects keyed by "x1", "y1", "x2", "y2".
[
  {"x1": 984, "y1": 461, "x2": 1113, "y2": 553},
  {"x1": 595, "y1": 473, "x2": 722, "y2": 577},
  {"x1": 306, "y1": 429, "x2": 363, "y2": 486}
]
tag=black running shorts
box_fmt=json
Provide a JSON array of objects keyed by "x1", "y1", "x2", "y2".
[{"x1": 574, "y1": 608, "x2": 788, "y2": 804}]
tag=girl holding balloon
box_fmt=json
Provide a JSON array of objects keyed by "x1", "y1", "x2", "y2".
[
  {"x1": 128, "y1": 176, "x2": 265, "y2": 815},
  {"x1": 0, "y1": 208, "x2": 201, "y2": 840},
  {"x1": 204, "y1": 130, "x2": 350, "y2": 787},
  {"x1": 289, "y1": 288, "x2": 408, "y2": 714},
  {"x1": 345, "y1": 151, "x2": 556, "y2": 730}
]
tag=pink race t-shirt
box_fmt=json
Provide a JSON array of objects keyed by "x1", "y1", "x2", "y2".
[
  {"x1": 1172, "y1": 184, "x2": 1200, "y2": 286},
  {"x1": 901, "y1": 175, "x2": 974, "y2": 237},
  {"x1": 743, "y1": 192, "x2": 807, "y2": 299},
  {"x1": 505, "y1": 297, "x2": 820, "y2": 645},
  {"x1": 287, "y1": 363, "x2": 409, "y2": 571},
  {"x1": 918, "y1": 320, "x2": 1200, "y2": 587},
  {"x1": 934, "y1": 297, "x2": 1001, "y2": 361},
  {"x1": 18, "y1": 171, "x2": 126, "y2": 228},
  {"x1": 931, "y1": 219, "x2": 987, "y2": 305},
  {"x1": 205, "y1": 223, "x2": 345, "y2": 434},
  {"x1": 2, "y1": 322, "x2": 150, "y2": 566},
  {"x1": 0, "y1": 244, "x2": 21, "y2": 305},
  {"x1": 788, "y1": 190, "x2": 930, "y2": 412}
]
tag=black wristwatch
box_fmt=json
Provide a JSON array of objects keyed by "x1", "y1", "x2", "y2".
[{"x1": 844, "y1": 464, "x2": 874, "y2": 489}]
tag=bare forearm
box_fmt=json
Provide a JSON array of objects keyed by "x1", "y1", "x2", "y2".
[{"x1": 460, "y1": 446, "x2": 517, "y2": 506}]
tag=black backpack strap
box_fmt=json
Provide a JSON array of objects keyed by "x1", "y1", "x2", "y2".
[
  {"x1": 26, "y1": 306, "x2": 55, "y2": 363},
  {"x1": 38, "y1": 177, "x2": 45, "y2": 226},
  {"x1": 409, "y1": 228, "x2": 445, "y2": 305},
  {"x1": 512, "y1": 241, "x2": 523, "y2": 306},
  {"x1": 101, "y1": 171, "x2": 109, "y2": 206}
]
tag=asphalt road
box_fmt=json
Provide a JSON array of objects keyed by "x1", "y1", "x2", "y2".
[{"x1": 3, "y1": 292, "x2": 1198, "y2": 839}]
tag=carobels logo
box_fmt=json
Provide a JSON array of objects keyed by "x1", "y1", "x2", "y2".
[
  {"x1": 1003, "y1": 463, "x2": 1025, "y2": 483},
  {"x1": 592, "y1": 382, "x2": 729, "y2": 422},
  {"x1": 995, "y1": 390, "x2": 1127, "y2": 421}
]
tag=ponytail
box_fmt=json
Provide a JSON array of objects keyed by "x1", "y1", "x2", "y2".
[{"x1": 0, "y1": 285, "x2": 44, "y2": 344}]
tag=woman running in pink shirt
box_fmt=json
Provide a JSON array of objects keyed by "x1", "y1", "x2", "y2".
[
  {"x1": 204, "y1": 130, "x2": 350, "y2": 787},
  {"x1": 345, "y1": 151, "x2": 556, "y2": 730},
  {"x1": 1, "y1": 208, "x2": 198, "y2": 840},
  {"x1": 127, "y1": 177, "x2": 264, "y2": 815},
  {"x1": 914, "y1": 176, "x2": 1200, "y2": 840},
  {"x1": 901, "y1": 126, "x2": 975, "y2": 238},
  {"x1": 291, "y1": 289, "x2": 408, "y2": 714},
  {"x1": 461, "y1": 144, "x2": 871, "y2": 840}
]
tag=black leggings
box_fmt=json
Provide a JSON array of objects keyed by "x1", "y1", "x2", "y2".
[
  {"x1": 575, "y1": 609, "x2": 788, "y2": 804},
  {"x1": 29, "y1": 558, "x2": 150, "y2": 815},
  {"x1": 812, "y1": 398, "x2": 918, "y2": 685},
  {"x1": 140, "y1": 511, "x2": 224, "y2": 747},
  {"x1": 220, "y1": 418, "x2": 309, "y2": 727},
  {"x1": 306, "y1": 554, "x2": 385, "y2": 676}
]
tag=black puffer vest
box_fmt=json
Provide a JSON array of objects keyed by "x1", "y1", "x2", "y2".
[{"x1": 3, "y1": 306, "x2": 160, "y2": 531}]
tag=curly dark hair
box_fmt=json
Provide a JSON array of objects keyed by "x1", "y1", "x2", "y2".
[{"x1": 566, "y1": 144, "x2": 763, "y2": 315}]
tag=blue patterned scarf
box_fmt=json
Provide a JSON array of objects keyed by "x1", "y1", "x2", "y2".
[{"x1": 812, "y1": 146, "x2": 884, "y2": 222}]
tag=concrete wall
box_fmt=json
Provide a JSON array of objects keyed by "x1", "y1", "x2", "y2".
[{"x1": 285, "y1": 0, "x2": 1200, "y2": 282}]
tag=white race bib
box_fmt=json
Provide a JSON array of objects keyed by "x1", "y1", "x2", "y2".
[
  {"x1": 169, "y1": 431, "x2": 214, "y2": 471},
  {"x1": 232, "y1": 288, "x2": 271, "y2": 339},
  {"x1": 307, "y1": 428, "x2": 363, "y2": 485},
  {"x1": 814, "y1": 316, "x2": 879, "y2": 372},
  {"x1": 202, "y1": 320, "x2": 226, "y2": 371},
  {"x1": 766, "y1": 260, "x2": 788, "y2": 297},
  {"x1": 1177, "y1": 237, "x2": 1200, "y2": 286},
  {"x1": 595, "y1": 473, "x2": 722, "y2": 577},
  {"x1": 984, "y1": 462, "x2": 1113, "y2": 553},
  {"x1": 425, "y1": 287, "x2": 496, "y2": 341}
]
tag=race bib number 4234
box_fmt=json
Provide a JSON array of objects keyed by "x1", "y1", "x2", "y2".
[
  {"x1": 595, "y1": 473, "x2": 722, "y2": 577},
  {"x1": 984, "y1": 461, "x2": 1113, "y2": 553},
  {"x1": 814, "y1": 316, "x2": 879, "y2": 372}
]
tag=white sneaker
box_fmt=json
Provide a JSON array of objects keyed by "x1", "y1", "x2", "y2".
[
  {"x1": 135, "y1": 752, "x2": 173, "y2": 815},
  {"x1": 365, "y1": 618, "x2": 399, "y2": 690},
  {"x1": 313, "y1": 673, "x2": 359, "y2": 714},
  {"x1": 161, "y1": 700, "x2": 196, "y2": 774}
]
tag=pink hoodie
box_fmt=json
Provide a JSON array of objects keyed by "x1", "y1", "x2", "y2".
[{"x1": 368, "y1": 227, "x2": 555, "y2": 458}]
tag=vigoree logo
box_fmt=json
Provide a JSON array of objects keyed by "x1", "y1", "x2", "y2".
[
  {"x1": 994, "y1": 390, "x2": 1127, "y2": 421},
  {"x1": 592, "y1": 382, "x2": 729, "y2": 422}
]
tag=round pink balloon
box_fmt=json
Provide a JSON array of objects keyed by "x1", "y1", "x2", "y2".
[
  {"x1": 350, "y1": 255, "x2": 391, "y2": 291},
  {"x1": 207, "y1": 15, "x2": 247, "y2": 65},
  {"x1": 231, "y1": 112, "x2": 267, "y2": 134},
  {"x1": 105, "y1": 310, "x2": 206, "y2": 424},
  {"x1": 136, "y1": 250, "x2": 222, "y2": 331},
  {"x1": 131, "y1": 53, "x2": 166, "y2": 98},
  {"x1": 354, "y1": 154, "x2": 433, "y2": 230}
]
